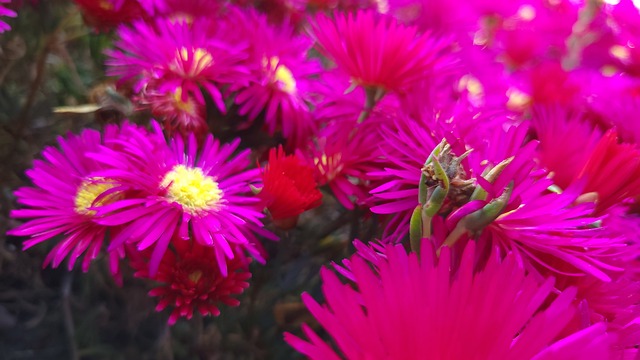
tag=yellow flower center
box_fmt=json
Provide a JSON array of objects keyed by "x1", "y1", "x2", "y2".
[
  {"x1": 74, "y1": 178, "x2": 120, "y2": 216},
  {"x1": 264, "y1": 57, "x2": 297, "y2": 94},
  {"x1": 161, "y1": 165, "x2": 223, "y2": 212},
  {"x1": 314, "y1": 153, "x2": 344, "y2": 181},
  {"x1": 172, "y1": 87, "x2": 196, "y2": 114},
  {"x1": 177, "y1": 47, "x2": 214, "y2": 77}
]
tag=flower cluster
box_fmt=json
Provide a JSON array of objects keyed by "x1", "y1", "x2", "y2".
[
  {"x1": 5, "y1": 0, "x2": 640, "y2": 355},
  {"x1": 8, "y1": 122, "x2": 279, "y2": 322}
]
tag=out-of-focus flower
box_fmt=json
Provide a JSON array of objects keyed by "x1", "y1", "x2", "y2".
[
  {"x1": 107, "y1": 17, "x2": 248, "y2": 113},
  {"x1": 309, "y1": 10, "x2": 449, "y2": 94},
  {"x1": 534, "y1": 107, "x2": 640, "y2": 213},
  {"x1": 131, "y1": 240, "x2": 251, "y2": 325},
  {"x1": 233, "y1": 9, "x2": 322, "y2": 149},
  {"x1": 73, "y1": 0, "x2": 145, "y2": 31},
  {"x1": 8, "y1": 126, "x2": 129, "y2": 278},
  {"x1": 0, "y1": 0, "x2": 16, "y2": 32},
  {"x1": 92, "y1": 123, "x2": 272, "y2": 276},
  {"x1": 309, "y1": 116, "x2": 386, "y2": 210},
  {"x1": 139, "y1": 86, "x2": 208, "y2": 141},
  {"x1": 137, "y1": 0, "x2": 221, "y2": 19},
  {"x1": 579, "y1": 129, "x2": 640, "y2": 213},
  {"x1": 285, "y1": 241, "x2": 615, "y2": 359},
  {"x1": 257, "y1": 146, "x2": 322, "y2": 229},
  {"x1": 527, "y1": 61, "x2": 581, "y2": 107},
  {"x1": 532, "y1": 106, "x2": 601, "y2": 190}
]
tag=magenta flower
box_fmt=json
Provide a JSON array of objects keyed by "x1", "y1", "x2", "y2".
[
  {"x1": 0, "y1": 0, "x2": 16, "y2": 33},
  {"x1": 532, "y1": 106, "x2": 602, "y2": 190},
  {"x1": 286, "y1": 241, "x2": 615, "y2": 359},
  {"x1": 309, "y1": 10, "x2": 449, "y2": 93},
  {"x1": 91, "y1": 123, "x2": 273, "y2": 276},
  {"x1": 106, "y1": 17, "x2": 248, "y2": 113},
  {"x1": 533, "y1": 107, "x2": 640, "y2": 213},
  {"x1": 8, "y1": 126, "x2": 127, "y2": 277},
  {"x1": 233, "y1": 9, "x2": 322, "y2": 148},
  {"x1": 308, "y1": 116, "x2": 387, "y2": 210}
]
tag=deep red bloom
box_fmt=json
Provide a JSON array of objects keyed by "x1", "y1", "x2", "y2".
[
  {"x1": 132, "y1": 240, "x2": 251, "y2": 325},
  {"x1": 73, "y1": 0, "x2": 144, "y2": 31},
  {"x1": 258, "y1": 147, "x2": 322, "y2": 227}
]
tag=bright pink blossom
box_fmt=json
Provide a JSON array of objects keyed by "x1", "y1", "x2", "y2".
[
  {"x1": 286, "y1": 241, "x2": 615, "y2": 359},
  {"x1": 309, "y1": 10, "x2": 449, "y2": 93},
  {"x1": 90, "y1": 123, "x2": 274, "y2": 276}
]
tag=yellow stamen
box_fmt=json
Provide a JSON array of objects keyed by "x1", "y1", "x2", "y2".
[
  {"x1": 264, "y1": 57, "x2": 297, "y2": 94},
  {"x1": 172, "y1": 87, "x2": 196, "y2": 114},
  {"x1": 74, "y1": 178, "x2": 120, "y2": 215},
  {"x1": 178, "y1": 47, "x2": 214, "y2": 77},
  {"x1": 161, "y1": 165, "x2": 223, "y2": 212}
]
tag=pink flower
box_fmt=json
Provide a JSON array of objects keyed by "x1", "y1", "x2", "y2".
[
  {"x1": 532, "y1": 106, "x2": 601, "y2": 189},
  {"x1": 285, "y1": 241, "x2": 615, "y2": 359},
  {"x1": 8, "y1": 126, "x2": 129, "y2": 278},
  {"x1": 308, "y1": 10, "x2": 449, "y2": 93},
  {"x1": 308, "y1": 117, "x2": 386, "y2": 210},
  {"x1": 233, "y1": 9, "x2": 322, "y2": 148},
  {"x1": 91, "y1": 123, "x2": 274, "y2": 276},
  {"x1": 578, "y1": 129, "x2": 640, "y2": 212},
  {"x1": 534, "y1": 107, "x2": 640, "y2": 213},
  {"x1": 107, "y1": 17, "x2": 248, "y2": 113}
]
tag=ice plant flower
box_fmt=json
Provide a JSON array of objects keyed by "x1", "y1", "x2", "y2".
[
  {"x1": 285, "y1": 241, "x2": 615, "y2": 359},
  {"x1": 130, "y1": 240, "x2": 251, "y2": 325},
  {"x1": 308, "y1": 10, "x2": 449, "y2": 95},
  {"x1": 233, "y1": 10, "x2": 322, "y2": 148},
  {"x1": 534, "y1": 108, "x2": 640, "y2": 213},
  {"x1": 578, "y1": 130, "x2": 640, "y2": 213},
  {"x1": 309, "y1": 116, "x2": 387, "y2": 210},
  {"x1": 8, "y1": 127, "x2": 126, "y2": 276},
  {"x1": 532, "y1": 106, "x2": 602, "y2": 189},
  {"x1": 106, "y1": 17, "x2": 248, "y2": 113},
  {"x1": 139, "y1": 86, "x2": 208, "y2": 141},
  {"x1": 0, "y1": 0, "x2": 16, "y2": 33},
  {"x1": 257, "y1": 146, "x2": 322, "y2": 229},
  {"x1": 92, "y1": 123, "x2": 273, "y2": 276}
]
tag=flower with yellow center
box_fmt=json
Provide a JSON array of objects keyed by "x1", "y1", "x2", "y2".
[
  {"x1": 161, "y1": 165, "x2": 223, "y2": 213},
  {"x1": 264, "y1": 57, "x2": 297, "y2": 94},
  {"x1": 74, "y1": 178, "x2": 121, "y2": 216}
]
